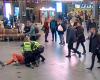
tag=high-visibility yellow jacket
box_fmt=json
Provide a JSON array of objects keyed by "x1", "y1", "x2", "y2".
[{"x1": 22, "y1": 42, "x2": 32, "y2": 53}]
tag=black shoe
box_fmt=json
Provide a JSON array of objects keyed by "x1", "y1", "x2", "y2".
[
  {"x1": 78, "y1": 53, "x2": 81, "y2": 58},
  {"x1": 97, "y1": 60, "x2": 100, "y2": 63},
  {"x1": 25, "y1": 64, "x2": 31, "y2": 67},
  {"x1": 97, "y1": 67, "x2": 100, "y2": 69},
  {"x1": 41, "y1": 58, "x2": 45, "y2": 62},
  {"x1": 45, "y1": 40, "x2": 48, "y2": 42},
  {"x1": 86, "y1": 68, "x2": 92, "y2": 71},
  {"x1": 59, "y1": 42, "x2": 62, "y2": 44},
  {"x1": 82, "y1": 51, "x2": 86, "y2": 55},
  {"x1": 66, "y1": 55, "x2": 71, "y2": 58}
]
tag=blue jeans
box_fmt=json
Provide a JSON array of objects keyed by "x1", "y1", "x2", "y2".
[{"x1": 59, "y1": 34, "x2": 65, "y2": 44}]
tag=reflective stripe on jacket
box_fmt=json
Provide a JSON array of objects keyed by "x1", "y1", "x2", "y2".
[
  {"x1": 23, "y1": 42, "x2": 32, "y2": 52},
  {"x1": 31, "y1": 41, "x2": 41, "y2": 51}
]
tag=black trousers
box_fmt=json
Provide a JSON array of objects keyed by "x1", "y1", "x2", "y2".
[
  {"x1": 76, "y1": 41, "x2": 86, "y2": 53},
  {"x1": 45, "y1": 32, "x2": 49, "y2": 41},
  {"x1": 23, "y1": 51, "x2": 32, "y2": 65},
  {"x1": 32, "y1": 46, "x2": 45, "y2": 61},
  {"x1": 51, "y1": 31, "x2": 57, "y2": 41},
  {"x1": 68, "y1": 42, "x2": 81, "y2": 56},
  {"x1": 90, "y1": 52, "x2": 100, "y2": 69}
]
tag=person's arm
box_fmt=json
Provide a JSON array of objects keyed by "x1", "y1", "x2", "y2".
[{"x1": 21, "y1": 43, "x2": 24, "y2": 55}]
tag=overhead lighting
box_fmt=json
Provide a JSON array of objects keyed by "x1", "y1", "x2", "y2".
[{"x1": 40, "y1": 7, "x2": 55, "y2": 11}]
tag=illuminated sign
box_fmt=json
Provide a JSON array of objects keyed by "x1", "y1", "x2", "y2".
[
  {"x1": 56, "y1": 2, "x2": 62, "y2": 12},
  {"x1": 14, "y1": 7, "x2": 19, "y2": 18},
  {"x1": 75, "y1": 4, "x2": 93, "y2": 9},
  {"x1": 5, "y1": 3, "x2": 11, "y2": 19}
]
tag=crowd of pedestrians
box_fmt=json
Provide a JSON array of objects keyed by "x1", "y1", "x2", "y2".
[{"x1": 42, "y1": 15, "x2": 100, "y2": 71}]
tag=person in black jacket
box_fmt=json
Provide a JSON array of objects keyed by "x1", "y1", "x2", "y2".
[
  {"x1": 87, "y1": 19, "x2": 97, "y2": 32},
  {"x1": 87, "y1": 28, "x2": 100, "y2": 70},
  {"x1": 66, "y1": 22, "x2": 81, "y2": 58},
  {"x1": 75, "y1": 22, "x2": 86, "y2": 55},
  {"x1": 24, "y1": 21, "x2": 31, "y2": 34}
]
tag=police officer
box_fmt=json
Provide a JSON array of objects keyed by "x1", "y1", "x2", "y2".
[
  {"x1": 31, "y1": 41, "x2": 45, "y2": 63},
  {"x1": 21, "y1": 37, "x2": 33, "y2": 67}
]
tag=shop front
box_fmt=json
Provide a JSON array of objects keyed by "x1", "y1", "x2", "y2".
[{"x1": 40, "y1": 7, "x2": 55, "y2": 25}]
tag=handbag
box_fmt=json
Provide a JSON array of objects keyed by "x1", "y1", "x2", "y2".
[{"x1": 58, "y1": 25, "x2": 63, "y2": 31}]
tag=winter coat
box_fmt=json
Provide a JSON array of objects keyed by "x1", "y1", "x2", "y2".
[
  {"x1": 89, "y1": 33, "x2": 100, "y2": 53},
  {"x1": 66, "y1": 26, "x2": 77, "y2": 43},
  {"x1": 76, "y1": 26, "x2": 85, "y2": 42}
]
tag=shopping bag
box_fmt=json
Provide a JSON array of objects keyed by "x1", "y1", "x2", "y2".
[{"x1": 58, "y1": 25, "x2": 63, "y2": 31}]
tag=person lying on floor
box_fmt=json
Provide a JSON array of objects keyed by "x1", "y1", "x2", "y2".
[
  {"x1": 4, "y1": 53, "x2": 24, "y2": 65},
  {"x1": 3, "y1": 52, "x2": 45, "y2": 66}
]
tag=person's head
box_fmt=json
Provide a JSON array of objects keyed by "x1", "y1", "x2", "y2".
[
  {"x1": 90, "y1": 28, "x2": 97, "y2": 34},
  {"x1": 26, "y1": 20, "x2": 31, "y2": 26},
  {"x1": 24, "y1": 36, "x2": 30, "y2": 42}
]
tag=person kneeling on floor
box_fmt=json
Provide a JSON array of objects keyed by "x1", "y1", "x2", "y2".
[
  {"x1": 31, "y1": 41, "x2": 45, "y2": 64},
  {"x1": 21, "y1": 36, "x2": 34, "y2": 67}
]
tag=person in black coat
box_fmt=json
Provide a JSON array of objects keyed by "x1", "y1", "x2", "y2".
[
  {"x1": 66, "y1": 22, "x2": 81, "y2": 58},
  {"x1": 87, "y1": 19, "x2": 97, "y2": 32},
  {"x1": 75, "y1": 22, "x2": 86, "y2": 54},
  {"x1": 24, "y1": 21, "x2": 31, "y2": 34},
  {"x1": 87, "y1": 28, "x2": 100, "y2": 70}
]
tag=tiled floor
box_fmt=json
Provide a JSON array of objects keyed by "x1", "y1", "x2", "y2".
[{"x1": 0, "y1": 27, "x2": 100, "y2": 80}]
